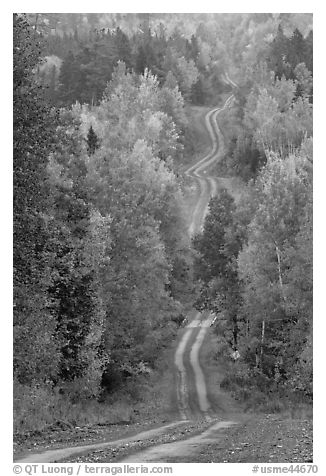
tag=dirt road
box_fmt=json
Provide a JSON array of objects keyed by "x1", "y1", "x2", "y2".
[
  {"x1": 186, "y1": 95, "x2": 234, "y2": 236},
  {"x1": 173, "y1": 94, "x2": 235, "y2": 422}
]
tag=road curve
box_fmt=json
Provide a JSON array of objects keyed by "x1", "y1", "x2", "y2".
[
  {"x1": 186, "y1": 93, "x2": 234, "y2": 236},
  {"x1": 174, "y1": 92, "x2": 234, "y2": 421}
]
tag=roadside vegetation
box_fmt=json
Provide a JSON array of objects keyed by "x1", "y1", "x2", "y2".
[{"x1": 193, "y1": 15, "x2": 312, "y2": 413}]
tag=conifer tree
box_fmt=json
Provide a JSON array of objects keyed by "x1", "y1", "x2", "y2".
[
  {"x1": 86, "y1": 125, "x2": 100, "y2": 155},
  {"x1": 13, "y1": 14, "x2": 60, "y2": 384}
]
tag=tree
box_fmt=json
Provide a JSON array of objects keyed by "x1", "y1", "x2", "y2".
[
  {"x1": 242, "y1": 80, "x2": 312, "y2": 157},
  {"x1": 114, "y1": 27, "x2": 132, "y2": 68},
  {"x1": 294, "y1": 62, "x2": 313, "y2": 101},
  {"x1": 287, "y1": 28, "x2": 306, "y2": 72},
  {"x1": 74, "y1": 68, "x2": 192, "y2": 381},
  {"x1": 238, "y1": 148, "x2": 312, "y2": 378},
  {"x1": 162, "y1": 47, "x2": 199, "y2": 99},
  {"x1": 87, "y1": 140, "x2": 182, "y2": 374},
  {"x1": 304, "y1": 30, "x2": 313, "y2": 73},
  {"x1": 266, "y1": 24, "x2": 313, "y2": 81},
  {"x1": 188, "y1": 34, "x2": 200, "y2": 62},
  {"x1": 100, "y1": 64, "x2": 183, "y2": 162},
  {"x1": 14, "y1": 16, "x2": 110, "y2": 399},
  {"x1": 193, "y1": 189, "x2": 242, "y2": 348},
  {"x1": 191, "y1": 74, "x2": 209, "y2": 105},
  {"x1": 46, "y1": 110, "x2": 105, "y2": 385},
  {"x1": 13, "y1": 14, "x2": 61, "y2": 384},
  {"x1": 175, "y1": 56, "x2": 199, "y2": 99},
  {"x1": 86, "y1": 125, "x2": 100, "y2": 155},
  {"x1": 134, "y1": 28, "x2": 157, "y2": 75},
  {"x1": 266, "y1": 24, "x2": 291, "y2": 79},
  {"x1": 57, "y1": 50, "x2": 80, "y2": 105}
]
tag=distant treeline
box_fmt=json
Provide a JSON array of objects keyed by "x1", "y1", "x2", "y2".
[
  {"x1": 220, "y1": 24, "x2": 313, "y2": 182},
  {"x1": 37, "y1": 21, "x2": 230, "y2": 107}
]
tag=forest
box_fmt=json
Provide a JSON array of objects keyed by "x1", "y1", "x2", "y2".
[{"x1": 14, "y1": 13, "x2": 312, "y2": 434}]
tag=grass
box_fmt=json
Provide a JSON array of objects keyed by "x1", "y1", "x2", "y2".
[
  {"x1": 13, "y1": 382, "x2": 136, "y2": 435},
  {"x1": 14, "y1": 378, "x2": 171, "y2": 437},
  {"x1": 13, "y1": 339, "x2": 178, "y2": 437}
]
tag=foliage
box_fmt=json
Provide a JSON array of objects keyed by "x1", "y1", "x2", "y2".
[
  {"x1": 193, "y1": 189, "x2": 243, "y2": 348},
  {"x1": 192, "y1": 13, "x2": 313, "y2": 398},
  {"x1": 13, "y1": 14, "x2": 61, "y2": 385},
  {"x1": 35, "y1": 14, "x2": 236, "y2": 108},
  {"x1": 46, "y1": 109, "x2": 108, "y2": 386},
  {"x1": 86, "y1": 125, "x2": 100, "y2": 155},
  {"x1": 237, "y1": 145, "x2": 312, "y2": 388},
  {"x1": 66, "y1": 63, "x2": 192, "y2": 383}
]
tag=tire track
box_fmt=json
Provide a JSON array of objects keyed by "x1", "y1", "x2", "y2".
[
  {"x1": 189, "y1": 317, "x2": 212, "y2": 416},
  {"x1": 15, "y1": 421, "x2": 190, "y2": 464},
  {"x1": 175, "y1": 92, "x2": 234, "y2": 420},
  {"x1": 120, "y1": 421, "x2": 237, "y2": 463},
  {"x1": 174, "y1": 324, "x2": 196, "y2": 420}
]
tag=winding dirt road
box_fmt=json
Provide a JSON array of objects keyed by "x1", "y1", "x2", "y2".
[
  {"x1": 174, "y1": 93, "x2": 235, "y2": 422},
  {"x1": 15, "y1": 90, "x2": 236, "y2": 465},
  {"x1": 186, "y1": 94, "x2": 234, "y2": 236}
]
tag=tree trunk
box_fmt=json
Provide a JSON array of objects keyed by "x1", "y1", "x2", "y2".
[
  {"x1": 260, "y1": 318, "x2": 265, "y2": 368},
  {"x1": 275, "y1": 242, "x2": 286, "y2": 302},
  {"x1": 232, "y1": 313, "x2": 238, "y2": 349}
]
